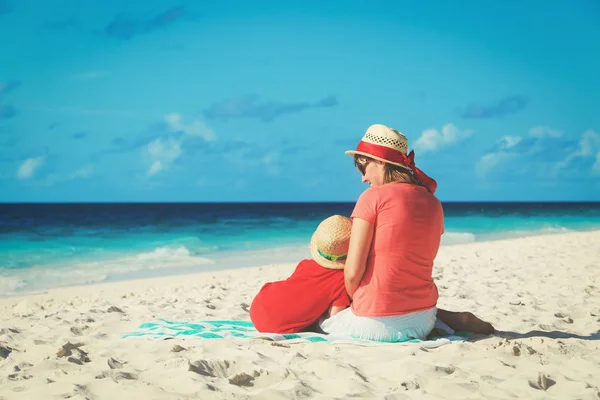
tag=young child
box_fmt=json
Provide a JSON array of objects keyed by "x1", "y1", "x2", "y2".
[{"x1": 250, "y1": 215, "x2": 352, "y2": 334}]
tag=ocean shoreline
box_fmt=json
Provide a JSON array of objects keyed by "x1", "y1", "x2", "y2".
[
  {"x1": 2, "y1": 202, "x2": 599, "y2": 296},
  {"x1": 2, "y1": 228, "x2": 598, "y2": 300}
]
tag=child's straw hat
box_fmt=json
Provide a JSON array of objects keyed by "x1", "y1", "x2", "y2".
[{"x1": 310, "y1": 215, "x2": 352, "y2": 270}]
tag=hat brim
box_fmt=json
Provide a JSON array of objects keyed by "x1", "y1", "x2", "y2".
[
  {"x1": 309, "y1": 233, "x2": 346, "y2": 270},
  {"x1": 345, "y1": 150, "x2": 412, "y2": 171}
]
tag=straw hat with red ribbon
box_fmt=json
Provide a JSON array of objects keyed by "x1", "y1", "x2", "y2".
[{"x1": 345, "y1": 124, "x2": 437, "y2": 194}]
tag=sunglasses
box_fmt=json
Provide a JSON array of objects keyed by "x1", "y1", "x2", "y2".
[{"x1": 354, "y1": 157, "x2": 371, "y2": 175}]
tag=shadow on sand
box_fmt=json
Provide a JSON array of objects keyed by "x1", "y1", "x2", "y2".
[{"x1": 494, "y1": 329, "x2": 600, "y2": 340}]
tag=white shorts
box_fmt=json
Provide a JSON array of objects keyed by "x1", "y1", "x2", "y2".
[{"x1": 319, "y1": 306, "x2": 438, "y2": 342}]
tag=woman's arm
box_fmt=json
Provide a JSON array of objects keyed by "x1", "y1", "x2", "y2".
[{"x1": 344, "y1": 217, "x2": 374, "y2": 298}]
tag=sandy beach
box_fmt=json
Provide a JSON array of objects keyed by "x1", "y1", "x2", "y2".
[{"x1": 1, "y1": 230, "x2": 599, "y2": 399}]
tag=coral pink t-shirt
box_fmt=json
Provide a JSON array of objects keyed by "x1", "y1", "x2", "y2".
[{"x1": 350, "y1": 183, "x2": 444, "y2": 317}]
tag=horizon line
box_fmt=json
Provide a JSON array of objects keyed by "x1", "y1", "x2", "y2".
[{"x1": 1, "y1": 200, "x2": 599, "y2": 205}]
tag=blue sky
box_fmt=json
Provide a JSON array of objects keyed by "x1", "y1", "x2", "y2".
[{"x1": 1, "y1": 0, "x2": 599, "y2": 202}]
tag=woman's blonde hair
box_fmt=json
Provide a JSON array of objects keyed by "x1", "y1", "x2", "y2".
[
  {"x1": 354, "y1": 155, "x2": 424, "y2": 187},
  {"x1": 383, "y1": 163, "x2": 422, "y2": 185}
]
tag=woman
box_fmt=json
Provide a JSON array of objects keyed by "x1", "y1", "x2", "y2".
[{"x1": 319, "y1": 124, "x2": 493, "y2": 341}]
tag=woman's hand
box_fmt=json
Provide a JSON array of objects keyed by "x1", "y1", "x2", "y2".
[{"x1": 344, "y1": 217, "x2": 374, "y2": 298}]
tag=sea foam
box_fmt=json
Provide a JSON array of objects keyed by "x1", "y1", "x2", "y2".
[{"x1": 0, "y1": 245, "x2": 215, "y2": 296}]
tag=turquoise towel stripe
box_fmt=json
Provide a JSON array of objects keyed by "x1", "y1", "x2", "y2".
[{"x1": 122, "y1": 319, "x2": 471, "y2": 346}]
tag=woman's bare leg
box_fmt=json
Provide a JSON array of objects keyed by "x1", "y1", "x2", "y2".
[{"x1": 437, "y1": 309, "x2": 495, "y2": 335}]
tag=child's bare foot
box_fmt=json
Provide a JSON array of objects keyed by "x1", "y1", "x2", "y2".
[{"x1": 437, "y1": 309, "x2": 495, "y2": 335}]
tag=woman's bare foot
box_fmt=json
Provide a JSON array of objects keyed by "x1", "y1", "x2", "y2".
[{"x1": 437, "y1": 309, "x2": 495, "y2": 335}]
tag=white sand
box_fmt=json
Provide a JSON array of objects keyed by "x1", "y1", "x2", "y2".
[{"x1": 1, "y1": 231, "x2": 599, "y2": 399}]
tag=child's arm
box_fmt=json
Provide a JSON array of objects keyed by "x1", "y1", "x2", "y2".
[{"x1": 328, "y1": 304, "x2": 348, "y2": 318}]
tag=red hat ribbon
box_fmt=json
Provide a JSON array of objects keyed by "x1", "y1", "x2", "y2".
[{"x1": 355, "y1": 141, "x2": 438, "y2": 194}]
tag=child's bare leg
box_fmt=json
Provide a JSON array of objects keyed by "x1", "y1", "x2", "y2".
[{"x1": 437, "y1": 309, "x2": 495, "y2": 335}]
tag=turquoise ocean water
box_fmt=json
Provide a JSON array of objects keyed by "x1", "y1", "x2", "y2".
[{"x1": 1, "y1": 202, "x2": 599, "y2": 296}]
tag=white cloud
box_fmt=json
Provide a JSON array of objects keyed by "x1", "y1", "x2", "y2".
[
  {"x1": 529, "y1": 126, "x2": 562, "y2": 138},
  {"x1": 498, "y1": 135, "x2": 522, "y2": 150},
  {"x1": 165, "y1": 113, "x2": 182, "y2": 128},
  {"x1": 143, "y1": 113, "x2": 216, "y2": 178},
  {"x1": 303, "y1": 178, "x2": 327, "y2": 188},
  {"x1": 475, "y1": 130, "x2": 540, "y2": 177},
  {"x1": 223, "y1": 147, "x2": 281, "y2": 176},
  {"x1": 477, "y1": 127, "x2": 600, "y2": 178},
  {"x1": 146, "y1": 137, "x2": 182, "y2": 176},
  {"x1": 148, "y1": 161, "x2": 162, "y2": 176},
  {"x1": 555, "y1": 129, "x2": 600, "y2": 174},
  {"x1": 186, "y1": 120, "x2": 216, "y2": 141},
  {"x1": 40, "y1": 166, "x2": 93, "y2": 187},
  {"x1": 165, "y1": 113, "x2": 216, "y2": 142},
  {"x1": 17, "y1": 157, "x2": 44, "y2": 179},
  {"x1": 476, "y1": 132, "x2": 535, "y2": 177},
  {"x1": 475, "y1": 151, "x2": 517, "y2": 177},
  {"x1": 578, "y1": 129, "x2": 600, "y2": 157},
  {"x1": 262, "y1": 152, "x2": 279, "y2": 176},
  {"x1": 592, "y1": 153, "x2": 600, "y2": 176},
  {"x1": 414, "y1": 123, "x2": 472, "y2": 152},
  {"x1": 69, "y1": 166, "x2": 92, "y2": 179}
]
